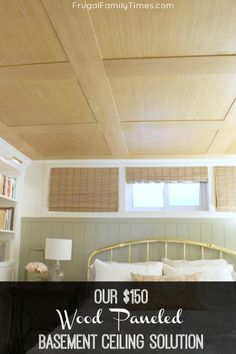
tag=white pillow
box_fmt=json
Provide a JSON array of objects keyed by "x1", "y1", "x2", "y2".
[
  {"x1": 93, "y1": 259, "x2": 163, "y2": 281},
  {"x1": 162, "y1": 258, "x2": 229, "y2": 268},
  {"x1": 232, "y1": 271, "x2": 236, "y2": 281},
  {"x1": 88, "y1": 264, "x2": 96, "y2": 281},
  {"x1": 163, "y1": 263, "x2": 233, "y2": 281}
]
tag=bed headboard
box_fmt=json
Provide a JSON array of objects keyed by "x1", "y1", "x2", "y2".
[{"x1": 87, "y1": 239, "x2": 236, "y2": 279}]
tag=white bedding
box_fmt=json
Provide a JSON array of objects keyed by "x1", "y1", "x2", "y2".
[
  {"x1": 89, "y1": 258, "x2": 235, "y2": 282},
  {"x1": 162, "y1": 258, "x2": 234, "y2": 281},
  {"x1": 92, "y1": 259, "x2": 163, "y2": 281}
]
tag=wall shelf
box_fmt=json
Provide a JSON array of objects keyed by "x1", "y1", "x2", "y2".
[
  {"x1": 0, "y1": 230, "x2": 15, "y2": 234},
  {"x1": 0, "y1": 194, "x2": 17, "y2": 204},
  {"x1": 0, "y1": 138, "x2": 31, "y2": 280}
]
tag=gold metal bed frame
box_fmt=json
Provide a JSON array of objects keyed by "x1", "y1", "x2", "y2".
[{"x1": 87, "y1": 239, "x2": 236, "y2": 279}]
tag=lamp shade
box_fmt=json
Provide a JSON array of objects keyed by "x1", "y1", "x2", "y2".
[{"x1": 45, "y1": 238, "x2": 72, "y2": 261}]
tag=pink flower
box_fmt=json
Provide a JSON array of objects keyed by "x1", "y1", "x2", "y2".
[{"x1": 25, "y1": 262, "x2": 48, "y2": 273}]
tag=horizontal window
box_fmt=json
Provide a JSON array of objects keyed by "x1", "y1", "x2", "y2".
[{"x1": 126, "y1": 182, "x2": 208, "y2": 211}]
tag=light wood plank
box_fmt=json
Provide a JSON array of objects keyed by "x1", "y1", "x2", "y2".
[
  {"x1": 0, "y1": 121, "x2": 41, "y2": 159},
  {"x1": 0, "y1": 0, "x2": 66, "y2": 65},
  {"x1": 207, "y1": 130, "x2": 236, "y2": 154},
  {"x1": 0, "y1": 62, "x2": 75, "y2": 84},
  {"x1": 0, "y1": 136, "x2": 41, "y2": 159},
  {"x1": 208, "y1": 100, "x2": 236, "y2": 153},
  {"x1": 121, "y1": 121, "x2": 224, "y2": 129},
  {"x1": 110, "y1": 74, "x2": 236, "y2": 121},
  {"x1": 104, "y1": 56, "x2": 236, "y2": 77},
  {"x1": 0, "y1": 79, "x2": 95, "y2": 126},
  {"x1": 223, "y1": 98, "x2": 236, "y2": 126},
  {"x1": 42, "y1": 0, "x2": 128, "y2": 156},
  {"x1": 122, "y1": 122, "x2": 217, "y2": 155},
  {"x1": 18, "y1": 125, "x2": 111, "y2": 157},
  {"x1": 8, "y1": 123, "x2": 99, "y2": 134},
  {"x1": 90, "y1": 0, "x2": 236, "y2": 59},
  {"x1": 224, "y1": 135, "x2": 236, "y2": 154}
]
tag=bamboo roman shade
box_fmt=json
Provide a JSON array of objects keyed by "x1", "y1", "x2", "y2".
[
  {"x1": 214, "y1": 167, "x2": 236, "y2": 212},
  {"x1": 49, "y1": 168, "x2": 119, "y2": 212},
  {"x1": 126, "y1": 167, "x2": 208, "y2": 183}
]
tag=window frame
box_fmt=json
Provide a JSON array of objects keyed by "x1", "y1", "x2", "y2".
[{"x1": 126, "y1": 182, "x2": 208, "y2": 212}]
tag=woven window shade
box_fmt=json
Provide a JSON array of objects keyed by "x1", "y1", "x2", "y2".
[
  {"x1": 49, "y1": 168, "x2": 119, "y2": 212},
  {"x1": 126, "y1": 167, "x2": 208, "y2": 183},
  {"x1": 215, "y1": 167, "x2": 236, "y2": 212}
]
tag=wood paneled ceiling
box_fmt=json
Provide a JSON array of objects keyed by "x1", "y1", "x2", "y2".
[{"x1": 1, "y1": 0, "x2": 236, "y2": 159}]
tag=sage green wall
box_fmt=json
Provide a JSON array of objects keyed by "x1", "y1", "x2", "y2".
[{"x1": 19, "y1": 218, "x2": 236, "y2": 280}]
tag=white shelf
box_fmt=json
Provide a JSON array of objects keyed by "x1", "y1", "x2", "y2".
[
  {"x1": 0, "y1": 194, "x2": 16, "y2": 204},
  {"x1": 0, "y1": 229, "x2": 15, "y2": 234},
  {"x1": 0, "y1": 260, "x2": 14, "y2": 266}
]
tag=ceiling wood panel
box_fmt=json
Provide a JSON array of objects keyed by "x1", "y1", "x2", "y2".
[
  {"x1": 19, "y1": 125, "x2": 110, "y2": 157},
  {"x1": 0, "y1": 1, "x2": 236, "y2": 158},
  {"x1": 122, "y1": 122, "x2": 217, "y2": 155},
  {"x1": 7, "y1": 124, "x2": 99, "y2": 134},
  {"x1": 122, "y1": 121, "x2": 224, "y2": 129},
  {"x1": 104, "y1": 56, "x2": 236, "y2": 77},
  {"x1": 0, "y1": 79, "x2": 95, "y2": 126},
  {"x1": 0, "y1": 121, "x2": 41, "y2": 159},
  {"x1": 0, "y1": 62, "x2": 75, "y2": 84},
  {"x1": 110, "y1": 75, "x2": 236, "y2": 121},
  {"x1": 0, "y1": 0, "x2": 66, "y2": 66},
  {"x1": 90, "y1": 0, "x2": 236, "y2": 59},
  {"x1": 208, "y1": 130, "x2": 236, "y2": 154},
  {"x1": 208, "y1": 100, "x2": 236, "y2": 153},
  {"x1": 225, "y1": 136, "x2": 236, "y2": 153}
]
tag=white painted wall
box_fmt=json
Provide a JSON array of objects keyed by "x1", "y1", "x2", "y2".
[
  {"x1": 22, "y1": 158, "x2": 236, "y2": 219},
  {"x1": 22, "y1": 162, "x2": 46, "y2": 217}
]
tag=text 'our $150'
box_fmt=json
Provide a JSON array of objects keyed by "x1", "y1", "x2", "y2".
[{"x1": 94, "y1": 289, "x2": 149, "y2": 305}]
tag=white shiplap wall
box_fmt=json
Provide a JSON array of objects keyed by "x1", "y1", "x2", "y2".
[{"x1": 20, "y1": 217, "x2": 236, "y2": 281}]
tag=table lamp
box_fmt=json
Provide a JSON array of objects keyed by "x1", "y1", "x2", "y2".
[{"x1": 45, "y1": 238, "x2": 72, "y2": 281}]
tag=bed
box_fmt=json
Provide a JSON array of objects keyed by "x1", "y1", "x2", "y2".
[{"x1": 87, "y1": 239, "x2": 236, "y2": 282}]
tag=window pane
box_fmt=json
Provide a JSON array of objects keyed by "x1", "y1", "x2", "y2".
[
  {"x1": 168, "y1": 183, "x2": 200, "y2": 206},
  {"x1": 132, "y1": 183, "x2": 164, "y2": 208}
]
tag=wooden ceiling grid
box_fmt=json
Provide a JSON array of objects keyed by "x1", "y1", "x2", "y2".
[{"x1": 0, "y1": 0, "x2": 236, "y2": 159}]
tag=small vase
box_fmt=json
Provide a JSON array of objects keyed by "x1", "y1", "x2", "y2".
[{"x1": 25, "y1": 270, "x2": 48, "y2": 281}]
